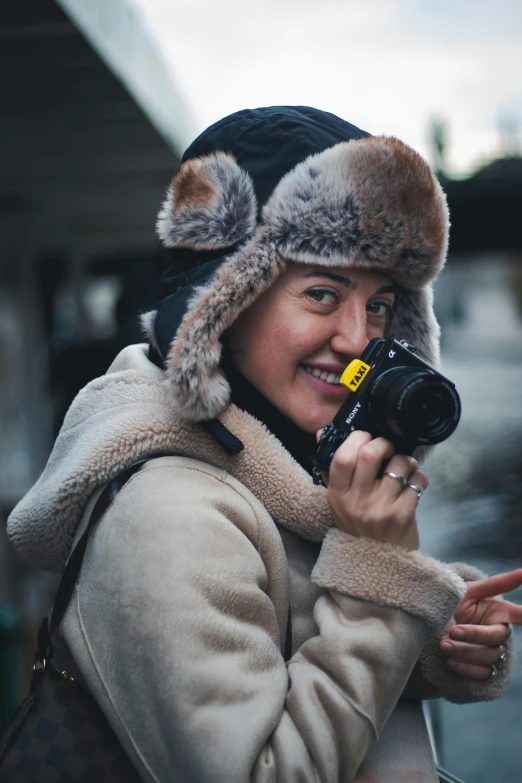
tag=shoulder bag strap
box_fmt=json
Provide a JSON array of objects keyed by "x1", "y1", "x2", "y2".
[
  {"x1": 34, "y1": 453, "x2": 294, "y2": 668},
  {"x1": 35, "y1": 455, "x2": 177, "y2": 666}
]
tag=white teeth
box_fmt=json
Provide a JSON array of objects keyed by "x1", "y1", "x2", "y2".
[{"x1": 304, "y1": 366, "x2": 342, "y2": 385}]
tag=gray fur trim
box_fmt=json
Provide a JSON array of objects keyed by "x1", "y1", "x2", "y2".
[
  {"x1": 164, "y1": 236, "x2": 286, "y2": 420},
  {"x1": 312, "y1": 528, "x2": 466, "y2": 633},
  {"x1": 140, "y1": 310, "x2": 159, "y2": 353},
  {"x1": 418, "y1": 562, "x2": 513, "y2": 702},
  {"x1": 156, "y1": 152, "x2": 258, "y2": 250},
  {"x1": 263, "y1": 137, "x2": 449, "y2": 289}
]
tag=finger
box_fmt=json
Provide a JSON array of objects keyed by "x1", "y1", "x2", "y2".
[
  {"x1": 383, "y1": 454, "x2": 419, "y2": 479},
  {"x1": 450, "y1": 623, "x2": 511, "y2": 646},
  {"x1": 464, "y1": 569, "x2": 522, "y2": 601},
  {"x1": 446, "y1": 659, "x2": 493, "y2": 682},
  {"x1": 379, "y1": 455, "x2": 419, "y2": 498},
  {"x1": 499, "y1": 603, "x2": 522, "y2": 625},
  {"x1": 350, "y1": 437, "x2": 395, "y2": 494},
  {"x1": 391, "y1": 469, "x2": 429, "y2": 515},
  {"x1": 440, "y1": 640, "x2": 504, "y2": 666},
  {"x1": 328, "y1": 430, "x2": 373, "y2": 493}
]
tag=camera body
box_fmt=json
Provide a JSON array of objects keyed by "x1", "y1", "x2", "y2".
[{"x1": 311, "y1": 337, "x2": 461, "y2": 482}]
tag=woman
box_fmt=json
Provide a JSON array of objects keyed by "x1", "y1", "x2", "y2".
[{"x1": 8, "y1": 106, "x2": 521, "y2": 782}]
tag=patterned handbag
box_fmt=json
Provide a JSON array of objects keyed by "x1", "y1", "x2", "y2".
[{"x1": 0, "y1": 460, "x2": 151, "y2": 783}]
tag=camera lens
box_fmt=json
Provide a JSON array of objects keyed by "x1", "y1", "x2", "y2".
[{"x1": 368, "y1": 368, "x2": 461, "y2": 446}]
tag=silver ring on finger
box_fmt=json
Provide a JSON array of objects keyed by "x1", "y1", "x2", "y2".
[
  {"x1": 497, "y1": 646, "x2": 507, "y2": 669},
  {"x1": 488, "y1": 664, "x2": 498, "y2": 682},
  {"x1": 405, "y1": 483, "x2": 425, "y2": 499},
  {"x1": 383, "y1": 471, "x2": 407, "y2": 489}
]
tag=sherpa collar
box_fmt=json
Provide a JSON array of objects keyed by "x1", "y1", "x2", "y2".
[
  {"x1": 145, "y1": 129, "x2": 449, "y2": 422},
  {"x1": 7, "y1": 344, "x2": 336, "y2": 573}
]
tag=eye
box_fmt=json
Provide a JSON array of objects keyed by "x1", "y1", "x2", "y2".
[
  {"x1": 367, "y1": 300, "x2": 392, "y2": 318},
  {"x1": 306, "y1": 287, "x2": 339, "y2": 306}
]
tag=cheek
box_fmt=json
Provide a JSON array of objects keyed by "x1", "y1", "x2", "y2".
[
  {"x1": 261, "y1": 320, "x2": 315, "y2": 374},
  {"x1": 246, "y1": 327, "x2": 296, "y2": 384},
  {"x1": 231, "y1": 311, "x2": 307, "y2": 389}
]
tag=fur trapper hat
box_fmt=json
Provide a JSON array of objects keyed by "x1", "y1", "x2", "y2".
[{"x1": 143, "y1": 106, "x2": 449, "y2": 423}]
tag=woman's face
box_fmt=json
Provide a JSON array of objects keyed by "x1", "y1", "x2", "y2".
[{"x1": 228, "y1": 262, "x2": 395, "y2": 434}]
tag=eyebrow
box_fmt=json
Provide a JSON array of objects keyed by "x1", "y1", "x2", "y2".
[{"x1": 302, "y1": 271, "x2": 396, "y2": 295}]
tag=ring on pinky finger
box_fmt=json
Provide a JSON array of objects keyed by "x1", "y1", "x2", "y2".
[{"x1": 404, "y1": 483, "x2": 425, "y2": 499}]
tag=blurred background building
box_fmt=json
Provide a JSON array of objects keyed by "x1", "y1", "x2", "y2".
[
  {"x1": 0, "y1": 0, "x2": 190, "y2": 731},
  {"x1": 1, "y1": 1, "x2": 521, "y2": 780}
]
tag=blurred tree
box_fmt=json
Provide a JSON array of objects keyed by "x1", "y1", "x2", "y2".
[
  {"x1": 430, "y1": 117, "x2": 448, "y2": 176},
  {"x1": 498, "y1": 112, "x2": 521, "y2": 158}
]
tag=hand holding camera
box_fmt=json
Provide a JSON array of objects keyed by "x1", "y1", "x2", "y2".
[
  {"x1": 321, "y1": 429, "x2": 428, "y2": 550},
  {"x1": 312, "y1": 337, "x2": 461, "y2": 478},
  {"x1": 313, "y1": 338, "x2": 461, "y2": 550}
]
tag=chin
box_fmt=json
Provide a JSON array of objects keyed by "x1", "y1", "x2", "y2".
[
  {"x1": 291, "y1": 411, "x2": 336, "y2": 435},
  {"x1": 276, "y1": 394, "x2": 340, "y2": 434}
]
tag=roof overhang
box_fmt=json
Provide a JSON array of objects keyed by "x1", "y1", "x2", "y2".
[{"x1": 57, "y1": 0, "x2": 195, "y2": 154}]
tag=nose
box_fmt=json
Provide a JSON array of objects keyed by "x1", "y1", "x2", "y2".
[{"x1": 329, "y1": 303, "x2": 369, "y2": 360}]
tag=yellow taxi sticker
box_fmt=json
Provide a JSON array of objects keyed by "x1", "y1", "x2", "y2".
[{"x1": 340, "y1": 360, "x2": 371, "y2": 391}]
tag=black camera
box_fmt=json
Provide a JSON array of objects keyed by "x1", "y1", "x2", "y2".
[{"x1": 311, "y1": 338, "x2": 461, "y2": 483}]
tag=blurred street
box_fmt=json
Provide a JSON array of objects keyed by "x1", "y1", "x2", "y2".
[{"x1": 420, "y1": 268, "x2": 522, "y2": 782}]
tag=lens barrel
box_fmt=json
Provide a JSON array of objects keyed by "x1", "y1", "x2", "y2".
[{"x1": 368, "y1": 368, "x2": 461, "y2": 446}]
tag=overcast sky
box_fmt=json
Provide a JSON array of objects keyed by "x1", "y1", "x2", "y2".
[{"x1": 134, "y1": 0, "x2": 521, "y2": 176}]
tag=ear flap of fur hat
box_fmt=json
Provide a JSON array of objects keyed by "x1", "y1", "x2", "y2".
[
  {"x1": 162, "y1": 240, "x2": 286, "y2": 420},
  {"x1": 153, "y1": 136, "x2": 449, "y2": 422},
  {"x1": 156, "y1": 152, "x2": 258, "y2": 250}
]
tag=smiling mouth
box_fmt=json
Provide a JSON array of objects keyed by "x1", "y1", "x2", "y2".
[{"x1": 303, "y1": 365, "x2": 342, "y2": 385}]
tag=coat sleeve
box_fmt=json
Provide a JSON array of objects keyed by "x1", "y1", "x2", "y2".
[{"x1": 59, "y1": 458, "x2": 465, "y2": 783}]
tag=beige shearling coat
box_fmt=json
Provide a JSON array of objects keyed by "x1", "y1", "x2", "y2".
[{"x1": 7, "y1": 345, "x2": 512, "y2": 783}]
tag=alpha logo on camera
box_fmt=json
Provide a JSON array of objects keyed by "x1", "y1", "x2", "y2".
[{"x1": 340, "y1": 360, "x2": 371, "y2": 392}]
